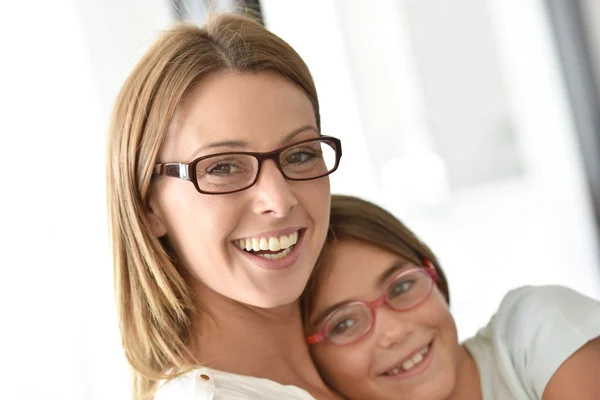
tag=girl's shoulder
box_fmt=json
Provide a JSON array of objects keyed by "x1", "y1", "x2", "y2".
[
  {"x1": 465, "y1": 285, "x2": 600, "y2": 399},
  {"x1": 154, "y1": 367, "x2": 316, "y2": 400}
]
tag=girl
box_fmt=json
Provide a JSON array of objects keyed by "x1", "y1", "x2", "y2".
[
  {"x1": 107, "y1": 13, "x2": 343, "y2": 400},
  {"x1": 302, "y1": 195, "x2": 600, "y2": 399}
]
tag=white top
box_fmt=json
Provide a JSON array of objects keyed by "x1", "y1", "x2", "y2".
[
  {"x1": 154, "y1": 366, "x2": 316, "y2": 400},
  {"x1": 464, "y1": 285, "x2": 600, "y2": 399}
]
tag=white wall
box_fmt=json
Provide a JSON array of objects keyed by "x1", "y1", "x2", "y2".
[
  {"x1": 0, "y1": 0, "x2": 173, "y2": 399},
  {"x1": 261, "y1": 0, "x2": 383, "y2": 204},
  {"x1": 261, "y1": 0, "x2": 600, "y2": 340},
  {"x1": 402, "y1": 0, "x2": 523, "y2": 190}
]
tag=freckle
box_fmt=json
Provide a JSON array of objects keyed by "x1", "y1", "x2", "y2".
[{"x1": 199, "y1": 374, "x2": 210, "y2": 381}]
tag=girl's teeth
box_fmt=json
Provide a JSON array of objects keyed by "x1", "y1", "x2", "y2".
[
  {"x1": 412, "y1": 353, "x2": 424, "y2": 364},
  {"x1": 402, "y1": 359, "x2": 415, "y2": 370},
  {"x1": 386, "y1": 344, "x2": 430, "y2": 376}
]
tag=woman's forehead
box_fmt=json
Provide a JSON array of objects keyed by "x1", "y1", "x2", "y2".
[{"x1": 162, "y1": 71, "x2": 317, "y2": 160}]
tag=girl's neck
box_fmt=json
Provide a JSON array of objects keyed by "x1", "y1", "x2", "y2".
[
  {"x1": 447, "y1": 345, "x2": 482, "y2": 400},
  {"x1": 191, "y1": 283, "x2": 341, "y2": 399}
]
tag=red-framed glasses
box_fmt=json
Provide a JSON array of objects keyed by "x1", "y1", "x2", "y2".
[{"x1": 306, "y1": 261, "x2": 438, "y2": 346}]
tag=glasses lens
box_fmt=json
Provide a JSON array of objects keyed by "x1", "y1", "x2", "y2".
[
  {"x1": 279, "y1": 139, "x2": 338, "y2": 179},
  {"x1": 386, "y1": 268, "x2": 434, "y2": 311},
  {"x1": 195, "y1": 154, "x2": 258, "y2": 193},
  {"x1": 324, "y1": 303, "x2": 372, "y2": 345}
]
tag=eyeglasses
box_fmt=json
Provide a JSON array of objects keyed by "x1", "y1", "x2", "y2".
[
  {"x1": 306, "y1": 261, "x2": 438, "y2": 346},
  {"x1": 153, "y1": 136, "x2": 342, "y2": 195}
]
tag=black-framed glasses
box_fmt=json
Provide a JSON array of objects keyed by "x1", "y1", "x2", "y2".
[
  {"x1": 306, "y1": 261, "x2": 438, "y2": 346},
  {"x1": 153, "y1": 136, "x2": 342, "y2": 195}
]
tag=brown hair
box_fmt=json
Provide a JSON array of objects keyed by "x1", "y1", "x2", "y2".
[
  {"x1": 106, "y1": 13, "x2": 320, "y2": 399},
  {"x1": 302, "y1": 195, "x2": 450, "y2": 326}
]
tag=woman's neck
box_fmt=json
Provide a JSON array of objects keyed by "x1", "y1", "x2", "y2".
[{"x1": 190, "y1": 283, "x2": 340, "y2": 399}]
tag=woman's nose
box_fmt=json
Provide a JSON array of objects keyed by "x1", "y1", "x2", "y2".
[{"x1": 251, "y1": 160, "x2": 298, "y2": 218}]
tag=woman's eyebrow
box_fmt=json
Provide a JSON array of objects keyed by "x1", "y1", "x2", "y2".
[
  {"x1": 278, "y1": 125, "x2": 319, "y2": 145},
  {"x1": 188, "y1": 125, "x2": 319, "y2": 159}
]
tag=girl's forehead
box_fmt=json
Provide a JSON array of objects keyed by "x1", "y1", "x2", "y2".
[{"x1": 312, "y1": 241, "x2": 408, "y2": 313}]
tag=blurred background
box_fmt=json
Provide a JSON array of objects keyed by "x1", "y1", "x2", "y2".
[{"x1": 2, "y1": 0, "x2": 600, "y2": 398}]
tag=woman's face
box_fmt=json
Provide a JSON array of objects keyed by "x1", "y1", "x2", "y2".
[
  {"x1": 147, "y1": 71, "x2": 331, "y2": 308},
  {"x1": 307, "y1": 240, "x2": 460, "y2": 400}
]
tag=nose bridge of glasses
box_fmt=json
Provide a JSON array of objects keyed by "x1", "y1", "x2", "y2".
[
  {"x1": 251, "y1": 154, "x2": 298, "y2": 215},
  {"x1": 255, "y1": 154, "x2": 288, "y2": 183},
  {"x1": 368, "y1": 294, "x2": 388, "y2": 311}
]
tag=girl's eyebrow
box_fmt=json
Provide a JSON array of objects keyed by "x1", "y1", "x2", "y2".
[
  {"x1": 376, "y1": 260, "x2": 412, "y2": 287},
  {"x1": 310, "y1": 260, "x2": 413, "y2": 327}
]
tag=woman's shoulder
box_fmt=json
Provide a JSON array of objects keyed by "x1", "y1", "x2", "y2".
[{"x1": 154, "y1": 367, "x2": 316, "y2": 400}]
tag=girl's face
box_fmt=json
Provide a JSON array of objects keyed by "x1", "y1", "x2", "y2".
[
  {"x1": 147, "y1": 71, "x2": 331, "y2": 308},
  {"x1": 307, "y1": 240, "x2": 461, "y2": 400}
]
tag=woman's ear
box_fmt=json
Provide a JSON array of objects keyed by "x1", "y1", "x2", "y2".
[{"x1": 146, "y1": 192, "x2": 168, "y2": 237}]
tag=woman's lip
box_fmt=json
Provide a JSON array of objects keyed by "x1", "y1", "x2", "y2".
[
  {"x1": 234, "y1": 229, "x2": 306, "y2": 271},
  {"x1": 379, "y1": 340, "x2": 435, "y2": 379}
]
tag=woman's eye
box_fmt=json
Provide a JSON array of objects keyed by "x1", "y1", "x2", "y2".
[
  {"x1": 285, "y1": 149, "x2": 319, "y2": 164},
  {"x1": 207, "y1": 163, "x2": 239, "y2": 175}
]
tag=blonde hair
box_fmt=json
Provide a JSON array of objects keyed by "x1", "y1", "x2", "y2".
[
  {"x1": 301, "y1": 195, "x2": 450, "y2": 326},
  {"x1": 106, "y1": 14, "x2": 320, "y2": 399}
]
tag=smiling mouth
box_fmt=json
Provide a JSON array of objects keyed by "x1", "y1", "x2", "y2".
[
  {"x1": 383, "y1": 343, "x2": 432, "y2": 376},
  {"x1": 233, "y1": 230, "x2": 299, "y2": 260}
]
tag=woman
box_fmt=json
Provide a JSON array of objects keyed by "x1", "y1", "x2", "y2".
[
  {"x1": 302, "y1": 195, "x2": 600, "y2": 399},
  {"x1": 107, "y1": 13, "x2": 343, "y2": 400}
]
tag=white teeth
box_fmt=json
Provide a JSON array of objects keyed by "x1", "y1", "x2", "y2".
[
  {"x1": 234, "y1": 231, "x2": 300, "y2": 252},
  {"x1": 259, "y1": 237, "x2": 269, "y2": 251},
  {"x1": 279, "y1": 235, "x2": 290, "y2": 249},
  {"x1": 268, "y1": 237, "x2": 281, "y2": 251},
  {"x1": 385, "y1": 344, "x2": 430, "y2": 376},
  {"x1": 289, "y1": 231, "x2": 298, "y2": 245},
  {"x1": 402, "y1": 359, "x2": 415, "y2": 371},
  {"x1": 257, "y1": 246, "x2": 292, "y2": 260},
  {"x1": 412, "y1": 353, "x2": 423, "y2": 364}
]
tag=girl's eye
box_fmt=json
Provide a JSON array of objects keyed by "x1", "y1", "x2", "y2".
[
  {"x1": 387, "y1": 280, "x2": 414, "y2": 299},
  {"x1": 328, "y1": 318, "x2": 357, "y2": 337}
]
